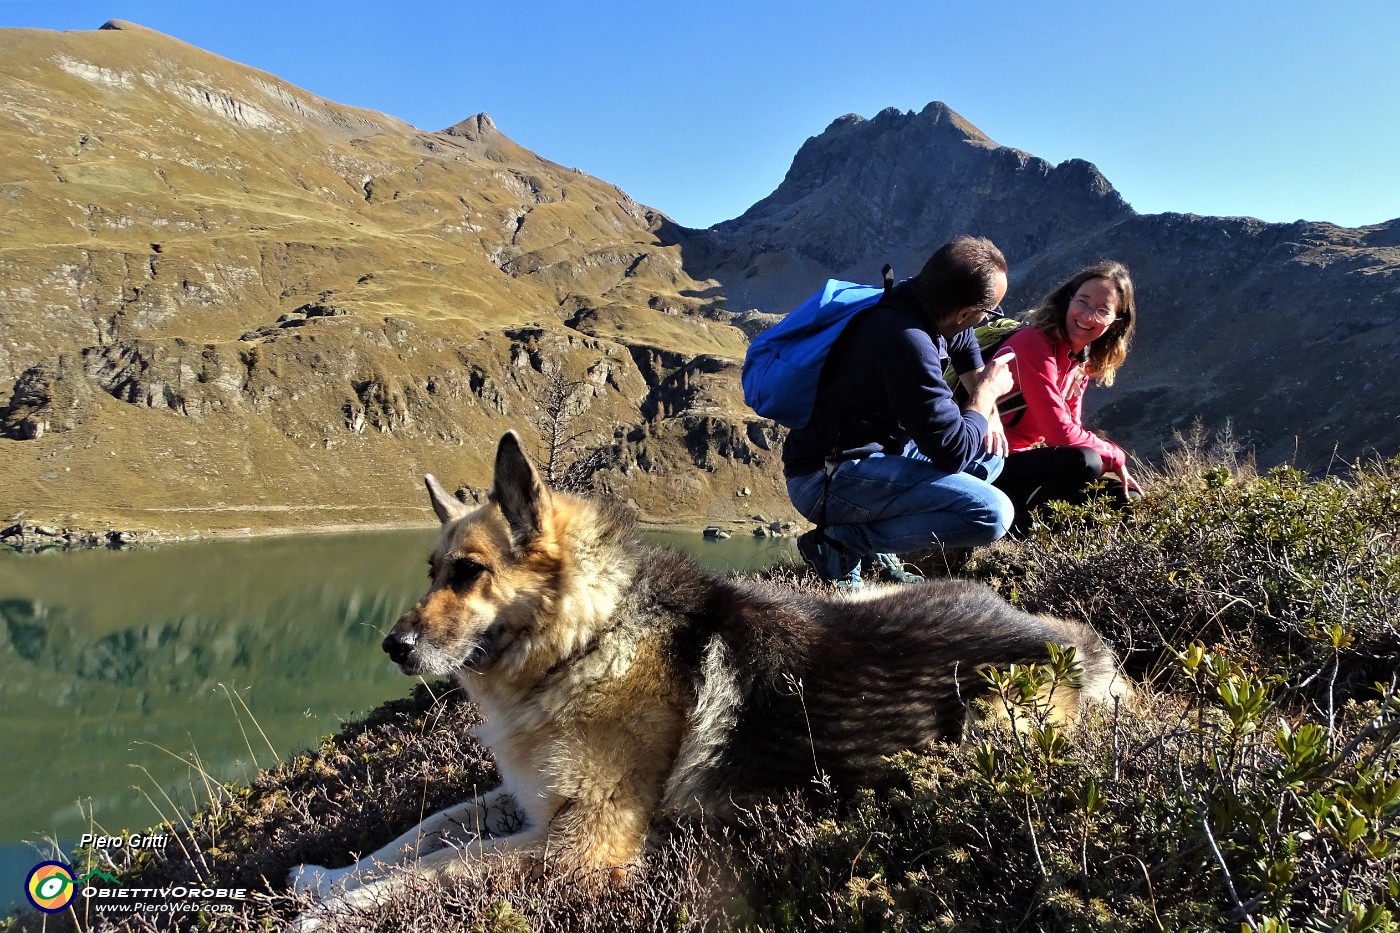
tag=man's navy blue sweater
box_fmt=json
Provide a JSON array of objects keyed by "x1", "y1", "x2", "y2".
[{"x1": 781, "y1": 282, "x2": 987, "y2": 478}]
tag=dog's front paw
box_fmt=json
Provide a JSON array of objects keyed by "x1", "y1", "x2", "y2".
[
  {"x1": 288, "y1": 880, "x2": 390, "y2": 932},
  {"x1": 288, "y1": 863, "x2": 347, "y2": 899}
]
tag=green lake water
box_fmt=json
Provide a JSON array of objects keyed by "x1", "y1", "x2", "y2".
[{"x1": 0, "y1": 526, "x2": 795, "y2": 911}]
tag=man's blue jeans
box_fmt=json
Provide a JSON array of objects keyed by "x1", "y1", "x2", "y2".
[{"x1": 786, "y1": 449, "x2": 1014, "y2": 556}]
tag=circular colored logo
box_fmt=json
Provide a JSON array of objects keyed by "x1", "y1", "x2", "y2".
[{"x1": 25, "y1": 861, "x2": 76, "y2": 913}]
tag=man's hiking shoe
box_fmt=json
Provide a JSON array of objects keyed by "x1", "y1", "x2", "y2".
[
  {"x1": 872, "y1": 552, "x2": 927, "y2": 585},
  {"x1": 796, "y1": 530, "x2": 863, "y2": 591}
]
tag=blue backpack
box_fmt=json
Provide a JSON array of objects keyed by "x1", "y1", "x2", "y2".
[{"x1": 741, "y1": 267, "x2": 893, "y2": 429}]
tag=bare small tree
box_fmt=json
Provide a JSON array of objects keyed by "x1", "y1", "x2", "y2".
[{"x1": 530, "y1": 368, "x2": 595, "y2": 491}]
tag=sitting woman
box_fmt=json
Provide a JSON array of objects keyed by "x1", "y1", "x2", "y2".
[{"x1": 990, "y1": 260, "x2": 1140, "y2": 534}]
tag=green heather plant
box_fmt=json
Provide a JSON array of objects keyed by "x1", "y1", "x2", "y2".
[
  {"x1": 980, "y1": 445, "x2": 1400, "y2": 705},
  {"x1": 5, "y1": 450, "x2": 1399, "y2": 932}
]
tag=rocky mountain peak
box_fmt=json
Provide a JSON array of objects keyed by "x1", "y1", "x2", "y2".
[
  {"x1": 916, "y1": 100, "x2": 994, "y2": 142},
  {"x1": 683, "y1": 100, "x2": 1396, "y2": 474},
  {"x1": 697, "y1": 101, "x2": 1134, "y2": 312},
  {"x1": 95, "y1": 20, "x2": 191, "y2": 43},
  {"x1": 440, "y1": 112, "x2": 499, "y2": 140},
  {"x1": 433, "y1": 111, "x2": 540, "y2": 163},
  {"x1": 771, "y1": 101, "x2": 998, "y2": 210},
  {"x1": 821, "y1": 112, "x2": 864, "y2": 133},
  {"x1": 815, "y1": 101, "x2": 991, "y2": 146}
]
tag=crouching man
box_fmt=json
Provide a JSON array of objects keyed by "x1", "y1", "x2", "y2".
[{"x1": 786, "y1": 235, "x2": 1016, "y2": 588}]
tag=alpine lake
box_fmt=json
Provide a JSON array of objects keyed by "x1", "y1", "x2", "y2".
[{"x1": 0, "y1": 526, "x2": 796, "y2": 911}]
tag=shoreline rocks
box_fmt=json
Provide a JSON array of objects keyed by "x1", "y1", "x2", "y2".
[{"x1": 1, "y1": 521, "x2": 163, "y2": 553}]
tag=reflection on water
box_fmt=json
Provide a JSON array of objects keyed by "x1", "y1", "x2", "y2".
[{"x1": 0, "y1": 525, "x2": 794, "y2": 908}]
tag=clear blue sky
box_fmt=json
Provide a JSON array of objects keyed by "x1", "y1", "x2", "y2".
[{"x1": 4, "y1": 0, "x2": 1398, "y2": 230}]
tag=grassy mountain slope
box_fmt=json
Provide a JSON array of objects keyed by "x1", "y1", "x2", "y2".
[{"x1": 0, "y1": 21, "x2": 778, "y2": 535}]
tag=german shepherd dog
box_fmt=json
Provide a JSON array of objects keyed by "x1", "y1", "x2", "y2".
[{"x1": 289, "y1": 431, "x2": 1126, "y2": 923}]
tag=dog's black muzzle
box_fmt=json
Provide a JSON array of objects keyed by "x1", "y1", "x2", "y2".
[{"x1": 382, "y1": 631, "x2": 416, "y2": 665}]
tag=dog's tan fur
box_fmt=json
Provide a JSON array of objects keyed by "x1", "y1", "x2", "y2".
[{"x1": 289, "y1": 431, "x2": 1128, "y2": 926}]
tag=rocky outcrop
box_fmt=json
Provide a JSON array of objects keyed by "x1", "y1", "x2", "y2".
[{"x1": 1, "y1": 354, "x2": 95, "y2": 439}]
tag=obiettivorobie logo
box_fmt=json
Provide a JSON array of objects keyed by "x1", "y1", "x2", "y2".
[
  {"x1": 23, "y1": 832, "x2": 248, "y2": 918},
  {"x1": 24, "y1": 861, "x2": 78, "y2": 913},
  {"x1": 24, "y1": 863, "x2": 121, "y2": 913}
]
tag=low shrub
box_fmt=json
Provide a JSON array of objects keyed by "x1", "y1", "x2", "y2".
[{"x1": 977, "y1": 455, "x2": 1400, "y2": 704}]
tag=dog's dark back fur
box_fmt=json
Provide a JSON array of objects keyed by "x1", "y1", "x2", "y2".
[{"x1": 610, "y1": 544, "x2": 1113, "y2": 803}]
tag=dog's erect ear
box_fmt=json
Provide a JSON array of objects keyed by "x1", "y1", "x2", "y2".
[
  {"x1": 425, "y1": 474, "x2": 470, "y2": 525},
  {"x1": 491, "y1": 430, "x2": 548, "y2": 545}
]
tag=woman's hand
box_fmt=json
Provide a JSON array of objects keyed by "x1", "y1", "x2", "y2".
[{"x1": 1117, "y1": 465, "x2": 1144, "y2": 498}]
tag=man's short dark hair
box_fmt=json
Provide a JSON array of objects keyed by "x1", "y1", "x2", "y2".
[{"x1": 910, "y1": 236, "x2": 1007, "y2": 321}]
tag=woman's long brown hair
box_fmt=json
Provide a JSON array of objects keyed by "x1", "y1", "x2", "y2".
[{"x1": 1023, "y1": 260, "x2": 1136, "y2": 387}]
